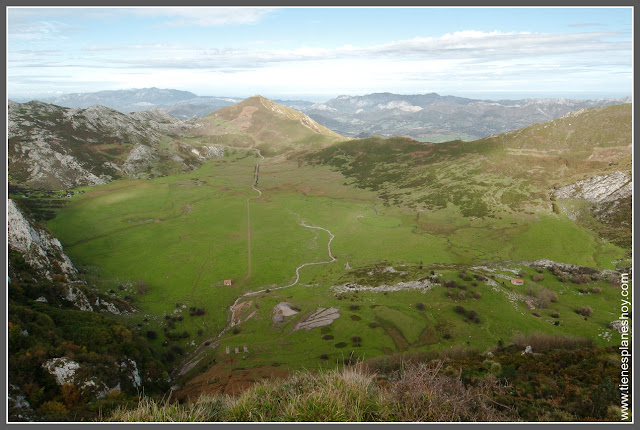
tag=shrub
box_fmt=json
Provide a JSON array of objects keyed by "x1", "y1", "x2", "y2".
[
  {"x1": 454, "y1": 305, "x2": 466, "y2": 315},
  {"x1": 532, "y1": 274, "x2": 544, "y2": 282},
  {"x1": 457, "y1": 291, "x2": 466, "y2": 300},
  {"x1": 352, "y1": 336, "x2": 362, "y2": 343},
  {"x1": 320, "y1": 354, "x2": 329, "y2": 360},
  {"x1": 146, "y1": 330, "x2": 157, "y2": 340},
  {"x1": 190, "y1": 308, "x2": 206, "y2": 316},
  {"x1": 576, "y1": 306, "x2": 593, "y2": 317},
  {"x1": 444, "y1": 280, "x2": 457, "y2": 289},
  {"x1": 416, "y1": 302, "x2": 425, "y2": 310},
  {"x1": 335, "y1": 342, "x2": 348, "y2": 348},
  {"x1": 135, "y1": 279, "x2": 148, "y2": 295},
  {"x1": 534, "y1": 288, "x2": 557, "y2": 309},
  {"x1": 322, "y1": 335, "x2": 334, "y2": 341},
  {"x1": 512, "y1": 332, "x2": 592, "y2": 351},
  {"x1": 591, "y1": 287, "x2": 601, "y2": 294},
  {"x1": 572, "y1": 274, "x2": 591, "y2": 285},
  {"x1": 232, "y1": 327, "x2": 241, "y2": 335},
  {"x1": 551, "y1": 313, "x2": 560, "y2": 318},
  {"x1": 368, "y1": 322, "x2": 379, "y2": 328},
  {"x1": 350, "y1": 314, "x2": 362, "y2": 321},
  {"x1": 389, "y1": 362, "x2": 512, "y2": 421},
  {"x1": 39, "y1": 400, "x2": 68, "y2": 420}
]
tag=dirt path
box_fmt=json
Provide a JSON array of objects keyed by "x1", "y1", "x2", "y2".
[
  {"x1": 242, "y1": 149, "x2": 264, "y2": 283},
  {"x1": 174, "y1": 149, "x2": 337, "y2": 379}
]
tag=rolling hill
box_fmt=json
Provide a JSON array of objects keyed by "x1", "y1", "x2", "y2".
[{"x1": 188, "y1": 95, "x2": 346, "y2": 155}]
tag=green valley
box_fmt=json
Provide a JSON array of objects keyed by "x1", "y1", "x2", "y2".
[{"x1": 9, "y1": 97, "x2": 632, "y2": 421}]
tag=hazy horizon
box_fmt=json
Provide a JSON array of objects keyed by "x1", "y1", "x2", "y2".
[
  {"x1": 7, "y1": 87, "x2": 633, "y2": 105},
  {"x1": 8, "y1": 7, "x2": 632, "y2": 102}
]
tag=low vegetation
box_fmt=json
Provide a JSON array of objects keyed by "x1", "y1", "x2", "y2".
[{"x1": 108, "y1": 336, "x2": 623, "y2": 422}]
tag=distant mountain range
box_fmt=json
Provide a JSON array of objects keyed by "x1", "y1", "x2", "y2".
[
  {"x1": 298, "y1": 92, "x2": 632, "y2": 142},
  {"x1": 31, "y1": 88, "x2": 243, "y2": 119},
  {"x1": 16, "y1": 87, "x2": 630, "y2": 143}
]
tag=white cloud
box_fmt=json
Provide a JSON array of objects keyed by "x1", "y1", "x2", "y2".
[
  {"x1": 128, "y1": 7, "x2": 275, "y2": 26},
  {"x1": 7, "y1": 27, "x2": 631, "y2": 99},
  {"x1": 73, "y1": 29, "x2": 629, "y2": 70},
  {"x1": 8, "y1": 20, "x2": 71, "y2": 41}
]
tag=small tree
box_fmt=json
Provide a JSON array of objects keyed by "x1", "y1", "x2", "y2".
[
  {"x1": 135, "y1": 279, "x2": 148, "y2": 295},
  {"x1": 576, "y1": 306, "x2": 593, "y2": 317}
]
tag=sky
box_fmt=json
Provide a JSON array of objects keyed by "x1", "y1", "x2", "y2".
[{"x1": 6, "y1": 7, "x2": 633, "y2": 101}]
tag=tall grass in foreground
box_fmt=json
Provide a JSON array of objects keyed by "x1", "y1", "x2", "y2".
[{"x1": 107, "y1": 362, "x2": 514, "y2": 422}]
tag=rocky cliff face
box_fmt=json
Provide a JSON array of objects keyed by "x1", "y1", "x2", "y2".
[
  {"x1": 8, "y1": 199, "x2": 76, "y2": 280},
  {"x1": 8, "y1": 199, "x2": 135, "y2": 314},
  {"x1": 556, "y1": 171, "x2": 631, "y2": 204},
  {"x1": 555, "y1": 171, "x2": 632, "y2": 248}
]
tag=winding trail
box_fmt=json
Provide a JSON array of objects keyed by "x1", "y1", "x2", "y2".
[{"x1": 175, "y1": 149, "x2": 337, "y2": 378}]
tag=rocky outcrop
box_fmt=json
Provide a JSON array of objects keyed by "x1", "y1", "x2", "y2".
[
  {"x1": 8, "y1": 100, "x2": 199, "y2": 189},
  {"x1": 272, "y1": 302, "x2": 299, "y2": 323},
  {"x1": 8, "y1": 199, "x2": 134, "y2": 314},
  {"x1": 554, "y1": 171, "x2": 631, "y2": 248},
  {"x1": 293, "y1": 307, "x2": 340, "y2": 331},
  {"x1": 556, "y1": 171, "x2": 631, "y2": 204},
  {"x1": 42, "y1": 356, "x2": 142, "y2": 396},
  {"x1": 7, "y1": 199, "x2": 76, "y2": 279}
]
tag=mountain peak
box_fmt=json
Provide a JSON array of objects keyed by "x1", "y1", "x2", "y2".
[{"x1": 203, "y1": 95, "x2": 345, "y2": 154}]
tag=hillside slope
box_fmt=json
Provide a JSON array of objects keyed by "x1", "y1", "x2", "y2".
[
  {"x1": 8, "y1": 101, "x2": 224, "y2": 189},
  {"x1": 190, "y1": 95, "x2": 346, "y2": 155},
  {"x1": 307, "y1": 104, "x2": 631, "y2": 249}
]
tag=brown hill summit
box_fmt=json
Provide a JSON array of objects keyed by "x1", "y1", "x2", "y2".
[{"x1": 192, "y1": 95, "x2": 346, "y2": 155}]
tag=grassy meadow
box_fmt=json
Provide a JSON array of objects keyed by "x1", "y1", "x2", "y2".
[{"x1": 46, "y1": 146, "x2": 627, "y2": 391}]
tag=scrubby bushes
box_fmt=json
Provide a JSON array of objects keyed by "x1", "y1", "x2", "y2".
[
  {"x1": 109, "y1": 363, "x2": 514, "y2": 422},
  {"x1": 576, "y1": 306, "x2": 593, "y2": 317},
  {"x1": 512, "y1": 332, "x2": 593, "y2": 352},
  {"x1": 526, "y1": 285, "x2": 557, "y2": 309}
]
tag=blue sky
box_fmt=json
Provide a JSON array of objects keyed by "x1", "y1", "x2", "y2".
[{"x1": 7, "y1": 7, "x2": 633, "y2": 101}]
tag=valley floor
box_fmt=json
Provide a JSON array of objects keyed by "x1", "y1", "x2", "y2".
[{"x1": 44, "y1": 148, "x2": 629, "y2": 403}]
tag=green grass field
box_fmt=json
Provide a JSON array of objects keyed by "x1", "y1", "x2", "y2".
[{"x1": 47, "y1": 147, "x2": 628, "y2": 387}]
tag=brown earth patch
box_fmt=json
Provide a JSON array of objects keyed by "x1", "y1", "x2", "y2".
[
  {"x1": 410, "y1": 150, "x2": 434, "y2": 158},
  {"x1": 230, "y1": 106, "x2": 259, "y2": 131},
  {"x1": 376, "y1": 317, "x2": 409, "y2": 351},
  {"x1": 174, "y1": 361, "x2": 290, "y2": 402},
  {"x1": 231, "y1": 300, "x2": 254, "y2": 325}
]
